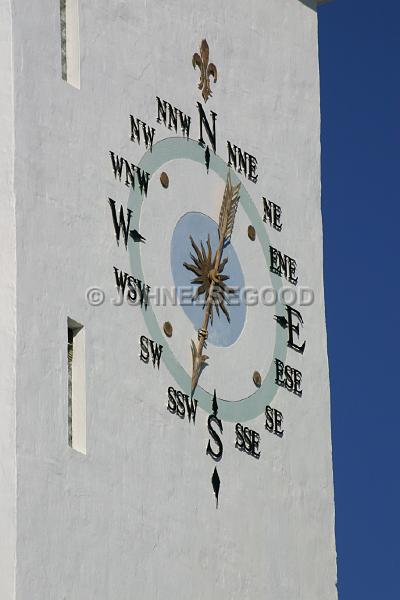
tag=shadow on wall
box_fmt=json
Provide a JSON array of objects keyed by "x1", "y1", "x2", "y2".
[{"x1": 298, "y1": 0, "x2": 317, "y2": 10}]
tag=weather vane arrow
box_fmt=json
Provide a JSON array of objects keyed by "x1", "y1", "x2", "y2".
[{"x1": 184, "y1": 171, "x2": 241, "y2": 397}]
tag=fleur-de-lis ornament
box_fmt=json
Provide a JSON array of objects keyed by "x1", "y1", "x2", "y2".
[{"x1": 192, "y1": 39, "x2": 218, "y2": 103}]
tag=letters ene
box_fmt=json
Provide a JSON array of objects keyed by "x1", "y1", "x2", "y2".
[{"x1": 270, "y1": 245, "x2": 298, "y2": 285}]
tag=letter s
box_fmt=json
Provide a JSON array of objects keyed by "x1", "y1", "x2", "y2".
[
  {"x1": 206, "y1": 415, "x2": 223, "y2": 461},
  {"x1": 140, "y1": 335, "x2": 149, "y2": 364}
]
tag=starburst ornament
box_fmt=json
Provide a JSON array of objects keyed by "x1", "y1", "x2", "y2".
[{"x1": 183, "y1": 235, "x2": 233, "y2": 324}]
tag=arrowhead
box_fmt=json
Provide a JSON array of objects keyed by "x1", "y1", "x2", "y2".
[
  {"x1": 129, "y1": 229, "x2": 146, "y2": 243},
  {"x1": 212, "y1": 389, "x2": 218, "y2": 416},
  {"x1": 205, "y1": 146, "x2": 210, "y2": 172},
  {"x1": 211, "y1": 467, "x2": 220, "y2": 508},
  {"x1": 274, "y1": 315, "x2": 288, "y2": 329}
]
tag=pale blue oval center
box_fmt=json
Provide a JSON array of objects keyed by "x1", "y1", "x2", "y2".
[{"x1": 171, "y1": 212, "x2": 246, "y2": 347}]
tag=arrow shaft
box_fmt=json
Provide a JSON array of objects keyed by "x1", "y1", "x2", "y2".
[
  {"x1": 197, "y1": 234, "x2": 224, "y2": 342},
  {"x1": 190, "y1": 172, "x2": 240, "y2": 396}
]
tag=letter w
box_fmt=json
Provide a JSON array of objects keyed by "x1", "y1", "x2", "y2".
[
  {"x1": 113, "y1": 267, "x2": 128, "y2": 294},
  {"x1": 179, "y1": 112, "x2": 191, "y2": 138},
  {"x1": 108, "y1": 198, "x2": 132, "y2": 249},
  {"x1": 185, "y1": 396, "x2": 198, "y2": 424},
  {"x1": 110, "y1": 151, "x2": 124, "y2": 181},
  {"x1": 150, "y1": 341, "x2": 163, "y2": 369},
  {"x1": 142, "y1": 123, "x2": 156, "y2": 151}
]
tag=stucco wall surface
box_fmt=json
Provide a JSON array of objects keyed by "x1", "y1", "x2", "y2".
[
  {"x1": 0, "y1": 1, "x2": 16, "y2": 598},
  {"x1": 11, "y1": 0, "x2": 336, "y2": 599}
]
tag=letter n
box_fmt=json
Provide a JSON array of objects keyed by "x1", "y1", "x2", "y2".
[{"x1": 197, "y1": 102, "x2": 217, "y2": 153}]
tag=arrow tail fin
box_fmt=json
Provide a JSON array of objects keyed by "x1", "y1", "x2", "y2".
[{"x1": 191, "y1": 339, "x2": 208, "y2": 397}]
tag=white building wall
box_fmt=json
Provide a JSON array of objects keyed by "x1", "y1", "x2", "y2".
[
  {"x1": 8, "y1": 0, "x2": 337, "y2": 598},
  {"x1": 0, "y1": 1, "x2": 16, "y2": 598}
]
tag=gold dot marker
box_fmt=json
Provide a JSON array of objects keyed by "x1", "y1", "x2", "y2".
[
  {"x1": 163, "y1": 321, "x2": 173, "y2": 337},
  {"x1": 253, "y1": 371, "x2": 262, "y2": 388},
  {"x1": 248, "y1": 225, "x2": 256, "y2": 241},
  {"x1": 160, "y1": 172, "x2": 169, "y2": 189}
]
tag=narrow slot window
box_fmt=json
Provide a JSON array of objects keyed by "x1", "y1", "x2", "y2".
[
  {"x1": 60, "y1": 0, "x2": 80, "y2": 88},
  {"x1": 67, "y1": 318, "x2": 86, "y2": 454}
]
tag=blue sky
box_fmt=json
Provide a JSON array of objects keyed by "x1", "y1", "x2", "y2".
[{"x1": 318, "y1": 1, "x2": 400, "y2": 597}]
